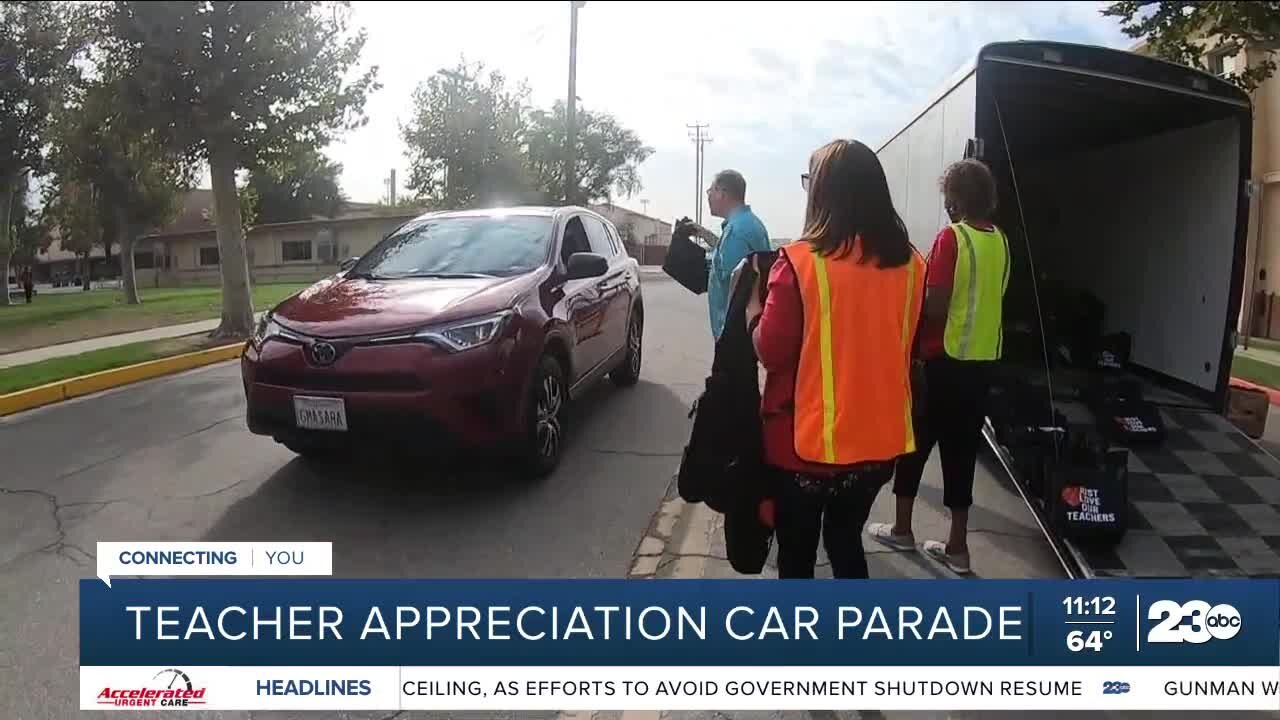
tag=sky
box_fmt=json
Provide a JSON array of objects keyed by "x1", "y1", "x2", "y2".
[{"x1": 328, "y1": 1, "x2": 1134, "y2": 238}]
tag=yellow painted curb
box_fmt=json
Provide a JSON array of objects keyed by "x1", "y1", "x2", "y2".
[{"x1": 0, "y1": 342, "x2": 245, "y2": 417}]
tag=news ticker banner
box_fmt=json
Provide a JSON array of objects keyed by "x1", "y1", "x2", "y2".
[{"x1": 80, "y1": 578, "x2": 1279, "y2": 711}]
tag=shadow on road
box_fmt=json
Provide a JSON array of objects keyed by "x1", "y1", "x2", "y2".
[{"x1": 200, "y1": 378, "x2": 693, "y2": 578}]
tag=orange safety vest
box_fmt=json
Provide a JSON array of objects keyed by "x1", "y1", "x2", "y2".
[{"x1": 784, "y1": 238, "x2": 925, "y2": 466}]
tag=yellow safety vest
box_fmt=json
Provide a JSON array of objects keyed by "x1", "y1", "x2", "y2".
[{"x1": 944, "y1": 222, "x2": 1010, "y2": 361}]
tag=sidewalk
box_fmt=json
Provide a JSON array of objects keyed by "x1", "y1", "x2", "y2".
[
  {"x1": 1236, "y1": 343, "x2": 1280, "y2": 371},
  {"x1": 0, "y1": 313, "x2": 260, "y2": 369},
  {"x1": 638, "y1": 450, "x2": 1068, "y2": 583},
  {"x1": 631, "y1": 447, "x2": 1278, "y2": 719}
]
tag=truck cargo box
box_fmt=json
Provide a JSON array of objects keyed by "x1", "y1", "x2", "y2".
[{"x1": 878, "y1": 41, "x2": 1280, "y2": 578}]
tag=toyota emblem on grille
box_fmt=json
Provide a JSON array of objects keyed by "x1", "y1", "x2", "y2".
[{"x1": 311, "y1": 341, "x2": 338, "y2": 365}]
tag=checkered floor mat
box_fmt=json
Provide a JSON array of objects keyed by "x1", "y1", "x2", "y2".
[{"x1": 1056, "y1": 404, "x2": 1280, "y2": 578}]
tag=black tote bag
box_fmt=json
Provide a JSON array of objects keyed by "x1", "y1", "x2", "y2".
[{"x1": 663, "y1": 218, "x2": 709, "y2": 295}]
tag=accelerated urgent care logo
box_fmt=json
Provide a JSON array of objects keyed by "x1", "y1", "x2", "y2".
[{"x1": 96, "y1": 668, "x2": 207, "y2": 708}]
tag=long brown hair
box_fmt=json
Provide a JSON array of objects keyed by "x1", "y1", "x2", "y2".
[{"x1": 800, "y1": 139, "x2": 910, "y2": 267}]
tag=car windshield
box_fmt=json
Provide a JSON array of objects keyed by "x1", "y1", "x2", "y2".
[{"x1": 350, "y1": 214, "x2": 553, "y2": 279}]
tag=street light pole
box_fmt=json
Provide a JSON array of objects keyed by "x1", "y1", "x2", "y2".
[{"x1": 565, "y1": 1, "x2": 585, "y2": 205}]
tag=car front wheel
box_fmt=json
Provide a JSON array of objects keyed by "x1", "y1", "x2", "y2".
[{"x1": 521, "y1": 355, "x2": 567, "y2": 477}]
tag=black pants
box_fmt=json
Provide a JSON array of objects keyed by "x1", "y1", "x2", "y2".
[
  {"x1": 894, "y1": 357, "x2": 994, "y2": 510},
  {"x1": 23, "y1": 286, "x2": 33, "y2": 303},
  {"x1": 774, "y1": 467, "x2": 892, "y2": 579}
]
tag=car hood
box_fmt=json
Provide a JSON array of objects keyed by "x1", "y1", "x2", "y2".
[{"x1": 271, "y1": 273, "x2": 532, "y2": 338}]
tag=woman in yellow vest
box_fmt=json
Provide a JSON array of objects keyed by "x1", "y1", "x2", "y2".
[
  {"x1": 747, "y1": 139, "x2": 924, "y2": 579},
  {"x1": 868, "y1": 159, "x2": 1010, "y2": 575}
]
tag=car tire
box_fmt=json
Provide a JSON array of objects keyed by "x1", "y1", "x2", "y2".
[
  {"x1": 610, "y1": 311, "x2": 642, "y2": 387},
  {"x1": 522, "y1": 354, "x2": 567, "y2": 477}
]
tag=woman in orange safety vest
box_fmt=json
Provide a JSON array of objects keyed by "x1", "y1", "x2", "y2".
[{"x1": 746, "y1": 139, "x2": 925, "y2": 579}]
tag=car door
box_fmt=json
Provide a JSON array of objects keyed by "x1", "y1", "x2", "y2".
[
  {"x1": 559, "y1": 215, "x2": 610, "y2": 381},
  {"x1": 582, "y1": 215, "x2": 634, "y2": 361}
]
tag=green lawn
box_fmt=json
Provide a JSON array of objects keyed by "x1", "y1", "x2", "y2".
[
  {"x1": 0, "y1": 283, "x2": 308, "y2": 354},
  {"x1": 1232, "y1": 353, "x2": 1280, "y2": 391},
  {"x1": 0, "y1": 334, "x2": 225, "y2": 394}
]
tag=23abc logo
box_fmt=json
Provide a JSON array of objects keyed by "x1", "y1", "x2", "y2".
[
  {"x1": 1146, "y1": 600, "x2": 1242, "y2": 644},
  {"x1": 1102, "y1": 681, "x2": 1131, "y2": 695}
]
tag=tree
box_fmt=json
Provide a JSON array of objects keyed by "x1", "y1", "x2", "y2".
[
  {"x1": 1104, "y1": 1, "x2": 1280, "y2": 91},
  {"x1": 248, "y1": 147, "x2": 345, "y2": 224},
  {"x1": 47, "y1": 49, "x2": 199, "y2": 304},
  {"x1": 0, "y1": 2, "x2": 77, "y2": 306},
  {"x1": 401, "y1": 61, "x2": 535, "y2": 209},
  {"x1": 526, "y1": 102, "x2": 653, "y2": 206},
  {"x1": 43, "y1": 180, "x2": 101, "y2": 291},
  {"x1": 111, "y1": 1, "x2": 378, "y2": 337},
  {"x1": 8, "y1": 175, "x2": 52, "y2": 272}
]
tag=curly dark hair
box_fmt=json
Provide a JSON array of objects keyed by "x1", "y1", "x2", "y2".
[{"x1": 940, "y1": 159, "x2": 997, "y2": 222}]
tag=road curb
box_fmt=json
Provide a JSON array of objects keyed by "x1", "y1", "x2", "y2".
[
  {"x1": 0, "y1": 342, "x2": 244, "y2": 417},
  {"x1": 628, "y1": 475, "x2": 720, "y2": 580}
]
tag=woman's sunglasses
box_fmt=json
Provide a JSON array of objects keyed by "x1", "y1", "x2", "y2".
[{"x1": 800, "y1": 173, "x2": 810, "y2": 192}]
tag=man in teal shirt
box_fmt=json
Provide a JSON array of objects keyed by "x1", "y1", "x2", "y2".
[{"x1": 696, "y1": 169, "x2": 770, "y2": 340}]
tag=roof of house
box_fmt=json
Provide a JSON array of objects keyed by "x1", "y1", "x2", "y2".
[
  {"x1": 141, "y1": 190, "x2": 431, "y2": 240},
  {"x1": 589, "y1": 203, "x2": 672, "y2": 227}
]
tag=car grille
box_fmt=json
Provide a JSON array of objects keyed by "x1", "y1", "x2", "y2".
[{"x1": 255, "y1": 367, "x2": 422, "y2": 393}]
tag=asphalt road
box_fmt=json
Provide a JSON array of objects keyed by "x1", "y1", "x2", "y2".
[{"x1": 0, "y1": 274, "x2": 711, "y2": 720}]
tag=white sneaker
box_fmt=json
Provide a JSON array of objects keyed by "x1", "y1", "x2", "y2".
[
  {"x1": 922, "y1": 540, "x2": 972, "y2": 575},
  {"x1": 867, "y1": 522, "x2": 916, "y2": 551}
]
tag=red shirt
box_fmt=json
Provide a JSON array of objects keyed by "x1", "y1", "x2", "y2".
[
  {"x1": 917, "y1": 221, "x2": 994, "y2": 359},
  {"x1": 751, "y1": 253, "x2": 864, "y2": 475}
]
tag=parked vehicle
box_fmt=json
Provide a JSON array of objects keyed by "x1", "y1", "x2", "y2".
[{"x1": 241, "y1": 206, "x2": 644, "y2": 476}]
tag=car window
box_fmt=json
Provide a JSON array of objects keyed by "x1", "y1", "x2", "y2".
[
  {"x1": 607, "y1": 224, "x2": 626, "y2": 256},
  {"x1": 561, "y1": 216, "x2": 591, "y2": 265},
  {"x1": 352, "y1": 215, "x2": 553, "y2": 278},
  {"x1": 583, "y1": 217, "x2": 616, "y2": 258}
]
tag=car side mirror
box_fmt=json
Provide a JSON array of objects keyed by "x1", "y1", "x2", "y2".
[
  {"x1": 339, "y1": 256, "x2": 360, "y2": 272},
  {"x1": 565, "y1": 252, "x2": 608, "y2": 280}
]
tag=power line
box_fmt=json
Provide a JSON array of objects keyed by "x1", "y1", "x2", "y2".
[{"x1": 686, "y1": 123, "x2": 712, "y2": 226}]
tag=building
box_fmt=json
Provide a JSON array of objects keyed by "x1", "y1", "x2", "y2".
[
  {"x1": 1134, "y1": 38, "x2": 1280, "y2": 338},
  {"x1": 590, "y1": 203, "x2": 672, "y2": 265},
  {"x1": 134, "y1": 191, "x2": 424, "y2": 288}
]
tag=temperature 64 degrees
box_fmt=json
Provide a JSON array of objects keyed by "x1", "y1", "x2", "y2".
[{"x1": 1067, "y1": 629, "x2": 1112, "y2": 652}]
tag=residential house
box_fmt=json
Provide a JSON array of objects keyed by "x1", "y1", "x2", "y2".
[
  {"x1": 134, "y1": 191, "x2": 425, "y2": 288},
  {"x1": 590, "y1": 203, "x2": 673, "y2": 265}
]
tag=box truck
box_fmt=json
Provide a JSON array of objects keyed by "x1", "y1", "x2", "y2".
[{"x1": 878, "y1": 40, "x2": 1280, "y2": 578}]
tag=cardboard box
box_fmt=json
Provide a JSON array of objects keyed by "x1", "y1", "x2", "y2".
[{"x1": 1227, "y1": 385, "x2": 1270, "y2": 438}]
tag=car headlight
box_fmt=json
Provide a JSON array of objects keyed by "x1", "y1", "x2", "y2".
[
  {"x1": 414, "y1": 310, "x2": 513, "y2": 352},
  {"x1": 252, "y1": 314, "x2": 303, "y2": 348}
]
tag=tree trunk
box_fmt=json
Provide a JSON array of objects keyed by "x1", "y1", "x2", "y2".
[
  {"x1": 0, "y1": 177, "x2": 12, "y2": 307},
  {"x1": 81, "y1": 253, "x2": 91, "y2": 291},
  {"x1": 208, "y1": 142, "x2": 255, "y2": 337},
  {"x1": 117, "y1": 205, "x2": 141, "y2": 305}
]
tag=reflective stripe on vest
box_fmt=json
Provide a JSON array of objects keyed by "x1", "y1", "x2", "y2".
[
  {"x1": 787, "y1": 240, "x2": 926, "y2": 465},
  {"x1": 944, "y1": 222, "x2": 1009, "y2": 361}
]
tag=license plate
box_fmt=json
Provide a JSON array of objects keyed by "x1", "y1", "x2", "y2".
[{"x1": 293, "y1": 395, "x2": 348, "y2": 431}]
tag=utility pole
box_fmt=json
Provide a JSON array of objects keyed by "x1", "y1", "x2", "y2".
[
  {"x1": 640, "y1": 199, "x2": 649, "y2": 215},
  {"x1": 687, "y1": 122, "x2": 712, "y2": 226},
  {"x1": 438, "y1": 67, "x2": 468, "y2": 204},
  {"x1": 386, "y1": 169, "x2": 397, "y2": 206},
  {"x1": 565, "y1": 1, "x2": 586, "y2": 205}
]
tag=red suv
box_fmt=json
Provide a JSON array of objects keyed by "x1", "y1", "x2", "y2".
[{"x1": 241, "y1": 206, "x2": 643, "y2": 475}]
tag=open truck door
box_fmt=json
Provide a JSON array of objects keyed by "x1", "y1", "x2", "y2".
[{"x1": 879, "y1": 40, "x2": 1280, "y2": 579}]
